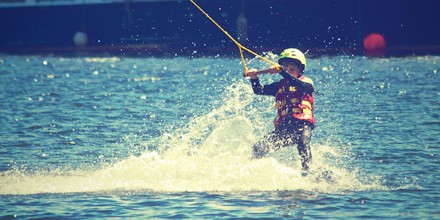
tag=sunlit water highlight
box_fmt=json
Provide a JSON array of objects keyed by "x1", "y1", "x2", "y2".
[{"x1": 0, "y1": 54, "x2": 439, "y2": 218}]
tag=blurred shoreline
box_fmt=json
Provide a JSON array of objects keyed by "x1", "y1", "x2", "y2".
[
  {"x1": 1, "y1": 0, "x2": 440, "y2": 57},
  {"x1": 2, "y1": 45, "x2": 440, "y2": 57}
]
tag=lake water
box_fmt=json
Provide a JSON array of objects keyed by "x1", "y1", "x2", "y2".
[{"x1": 0, "y1": 54, "x2": 439, "y2": 218}]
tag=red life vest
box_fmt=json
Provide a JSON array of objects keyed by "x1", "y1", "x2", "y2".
[{"x1": 274, "y1": 76, "x2": 315, "y2": 127}]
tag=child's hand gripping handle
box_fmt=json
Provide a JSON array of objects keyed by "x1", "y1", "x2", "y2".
[
  {"x1": 243, "y1": 65, "x2": 281, "y2": 78},
  {"x1": 243, "y1": 69, "x2": 270, "y2": 77}
]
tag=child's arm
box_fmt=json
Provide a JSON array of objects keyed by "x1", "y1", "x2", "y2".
[
  {"x1": 246, "y1": 66, "x2": 281, "y2": 96},
  {"x1": 250, "y1": 78, "x2": 279, "y2": 96},
  {"x1": 279, "y1": 71, "x2": 314, "y2": 95}
]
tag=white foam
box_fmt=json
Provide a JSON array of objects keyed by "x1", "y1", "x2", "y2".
[{"x1": 0, "y1": 81, "x2": 382, "y2": 195}]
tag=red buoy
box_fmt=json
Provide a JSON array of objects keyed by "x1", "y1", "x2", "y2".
[{"x1": 363, "y1": 33, "x2": 386, "y2": 55}]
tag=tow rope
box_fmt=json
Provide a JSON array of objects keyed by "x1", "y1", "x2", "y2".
[{"x1": 189, "y1": 0, "x2": 279, "y2": 77}]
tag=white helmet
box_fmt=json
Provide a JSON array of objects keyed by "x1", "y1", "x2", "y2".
[{"x1": 278, "y1": 48, "x2": 306, "y2": 70}]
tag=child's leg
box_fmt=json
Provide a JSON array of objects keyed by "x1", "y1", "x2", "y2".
[
  {"x1": 252, "y1": 130, "x2": 289, "y2": 159},
  {"x1": 297, "y1": 124, "x2": 313, "y2": 170},
  {"x1": 252, "y1": 131, "x2": 276, "y2": 158}
]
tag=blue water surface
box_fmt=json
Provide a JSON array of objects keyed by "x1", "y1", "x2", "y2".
[{"x1": 0, "y1": 54, "x2": 439, "y2": 219}]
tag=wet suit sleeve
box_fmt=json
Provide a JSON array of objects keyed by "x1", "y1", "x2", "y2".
[
  {"x1": 250, "y1": 78, "x2": 279, "y2": 96},
  {"x1": 279, "y1": 71, "x2": 315, "y2": 95}
]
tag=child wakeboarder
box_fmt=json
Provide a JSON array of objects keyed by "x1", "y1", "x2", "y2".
[{"x1": 246, "y1": 48, "x2": 315, "y2": 171}]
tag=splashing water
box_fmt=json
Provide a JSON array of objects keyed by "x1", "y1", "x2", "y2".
[{"x1": 0, "y1": 80, "x2": 381, "y2": 195}]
